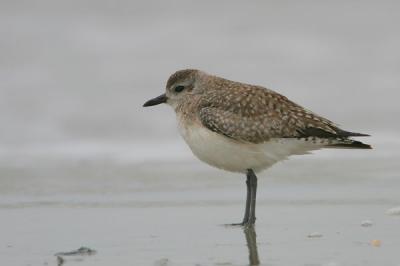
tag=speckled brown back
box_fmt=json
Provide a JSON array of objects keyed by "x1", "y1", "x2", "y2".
[{"x1": 195, "y1": 75, "x2": 345, "y2": 143}]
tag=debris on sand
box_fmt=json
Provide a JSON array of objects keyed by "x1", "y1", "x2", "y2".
[
  {"x1": 386, "y1": 206, "x2": 400, "y2": 216},
  {"x1": 307, "y1": 232, "x2": 323, "y2": 238},
  {"x1": 55, "y1": 247, "x2": 96, "y2": 266},
  {"x1": 154, "y1": 258, "x2": 169, "y2": 266},
  {"x1": 55, "y1": 246, "x2": 96, "y2": 256},
  {"x1": 361, "y1": 220, "x2": 373, "y2": 227},
  {"x1": 56, "y1": 256, "x2": 64, "y2": 266}
]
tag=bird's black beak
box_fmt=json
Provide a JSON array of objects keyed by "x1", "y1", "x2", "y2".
[{"x1": 143, "y1": 93, "x2": 167, "y2": 107}]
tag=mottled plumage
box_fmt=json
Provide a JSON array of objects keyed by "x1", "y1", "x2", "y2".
[
  {"x1": 169, "y1": 70, "x2": 369, "y2": 146},
  {"x1": 143, "y1": 69, "x2": 371, "y2": 226}
]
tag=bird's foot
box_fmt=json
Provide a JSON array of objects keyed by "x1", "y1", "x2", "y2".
[
  {"x1": 226, "y1": 219, "x2": 255, "y2": 227},
  {"x1": 227, "y1": 222, "x2": 245, "y2": 226}
]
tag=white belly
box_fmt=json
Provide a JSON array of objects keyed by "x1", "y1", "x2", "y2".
[{"x1": 178, "y1": 121, "x2": 321, "y2": 173}]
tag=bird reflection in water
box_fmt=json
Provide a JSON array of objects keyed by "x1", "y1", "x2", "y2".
[{"x1": 243, "y1": 226, "x2": 260, "y2": 265}]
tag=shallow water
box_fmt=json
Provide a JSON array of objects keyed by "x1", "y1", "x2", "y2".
[{"x1": 1, "y1": 135, "x2": 400, "y2": 266}]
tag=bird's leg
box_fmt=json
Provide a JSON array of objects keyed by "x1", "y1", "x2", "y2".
[
  {"x1": 229, "y1": 172, "x2": 251, "y2": 226},
  {"x1": 230, "y1": 169, "x2": 257, "y2": 226},
  {"x1": 247, "y1": 169, "x2": 258, "y2": 225},
  {"x1": 241, "y1": 174, "x2": 251, "y2": 224}
]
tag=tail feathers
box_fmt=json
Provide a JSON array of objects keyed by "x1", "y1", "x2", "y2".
[
  {"x1": 336, "y1": 129, "x2": 370, "y2": 137},
  {"x1": 327, "y1": 139, "x2": 372, "y2": 149},
  {"x1": 298, "y1": 127, "x2": 370, "y2": 138}
]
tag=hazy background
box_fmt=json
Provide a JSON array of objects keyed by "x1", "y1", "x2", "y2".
[
  {"x1": 1, "y1": 1, "x2": 400, "y2": 266},
  {"x1": 1, "y1": 1, "x2": 399, "y2": 152}
]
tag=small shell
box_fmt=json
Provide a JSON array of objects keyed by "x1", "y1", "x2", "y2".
[
  {"x1": 307, "y1": 232, "x2": 323, "y2": 238},
  {"x1": 361, "y1": 220, "x2": 373, "y2": 227},
  {"x1": 386, "y1": 206, "x2": 400, "y2": 216},
  {"x1": 371, "y1": 239, "x2": 381, "y2": 247}
]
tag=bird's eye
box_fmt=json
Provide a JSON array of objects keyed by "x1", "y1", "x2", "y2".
[{"x1": 174, "y1": 85, "x2": 185, "y2": 93}]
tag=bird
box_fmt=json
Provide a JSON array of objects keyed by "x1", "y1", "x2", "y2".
[{"x1": 143, "y1": 69, "x2": 371, "y2": 227}]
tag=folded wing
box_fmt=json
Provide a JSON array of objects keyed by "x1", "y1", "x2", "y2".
[{"x1": 198, "y1": 86, "x2": 370, "y2": 149}]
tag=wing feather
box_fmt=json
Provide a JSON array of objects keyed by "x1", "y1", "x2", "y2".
[{"x1": 198, "y1": 86, "x2": 350, "y2": 144}]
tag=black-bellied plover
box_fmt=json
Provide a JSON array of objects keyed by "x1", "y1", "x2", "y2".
[{"x1": 143, "y1": 69, "x2": 371, "y2": 226}]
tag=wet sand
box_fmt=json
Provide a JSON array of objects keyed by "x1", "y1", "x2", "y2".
[
  {"x1": 2, "y1": 202, "x2": 399, "y2": 266},
  {"x1": 1, "y1": 135, "x2": 399, "y2": 266}
]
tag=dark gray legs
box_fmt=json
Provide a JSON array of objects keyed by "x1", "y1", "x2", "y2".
[
  {"x1": 242, "y1": 174, "x2": 251, "y2": 223},
  {"x1": 245, "y1": 169, "x2": 257, "y2": 225},
  {"x1": 232, "y1": 169, "x2": 257, "y2": 226},
  {"x1": 229, "y1": 170, "x2": 260, "y2": 263}
]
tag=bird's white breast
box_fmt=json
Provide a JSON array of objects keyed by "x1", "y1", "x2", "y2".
[{"x1": 177, "y1": 117, "x2": 320, "y2": 173}]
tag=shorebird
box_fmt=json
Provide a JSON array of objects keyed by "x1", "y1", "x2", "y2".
[{"x1": 143, "y1": 69, "x2": 371, "y2": 226}]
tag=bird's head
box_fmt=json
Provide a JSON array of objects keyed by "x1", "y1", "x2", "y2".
[{"x1": 143, "y1": 69, "x2": 202, "y2": 109}]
